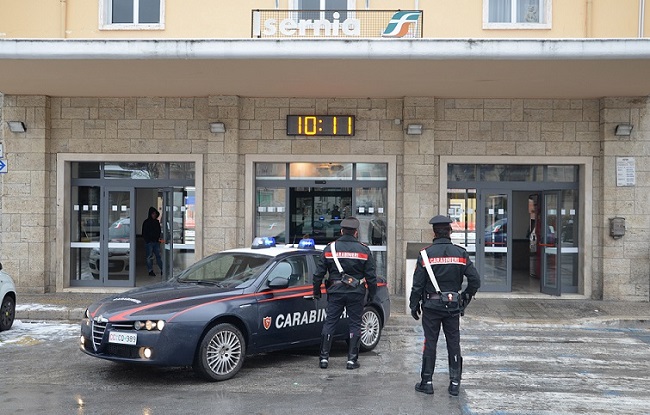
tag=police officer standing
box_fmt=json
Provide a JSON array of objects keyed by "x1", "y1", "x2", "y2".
[
  {"x1": 409, "y1": 215, "x2": 480, "y2": 396},
  {"x1": 313, "y1": 217, "x2": 377, "y2": 370}
]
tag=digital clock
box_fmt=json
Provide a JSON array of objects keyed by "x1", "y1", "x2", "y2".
[{"x1": 286, "y1": 115, "x2": 355, "y2": 136}]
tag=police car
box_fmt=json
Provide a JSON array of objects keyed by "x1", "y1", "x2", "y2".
[{"x1": 80, "y1": 238, "x2": 390, "y2": 381}]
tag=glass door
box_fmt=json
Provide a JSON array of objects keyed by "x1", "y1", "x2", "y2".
[
  {"x1": 477, "y1": 190, "x2": 511, "y2": 291},
  {"x1": 540, "y1": 191, "x2": 561, "y2": 296},
  {"x1": 103, "y1": 188, "x2": 134, "y2": 286},
  {"x1": 289, "y1": 188, "x2": 352, "y2": 245},
  {"x1": 161, "y1": 187, "x2": 194, "y2": 280}
]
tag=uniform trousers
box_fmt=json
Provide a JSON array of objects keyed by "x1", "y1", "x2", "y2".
[
  {"x1": 422, "y1": 308, "x2": 461, "y2": 361},
  {"x1": 321, "y1": 292, "x2": 364, "y2": 337}
]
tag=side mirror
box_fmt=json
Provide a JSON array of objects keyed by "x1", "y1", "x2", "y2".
[
  {"x1": 267, "y1": 277, "x2": 290, "y2": 289},
  {"x1": 0, "y1": 262, "x2": 2, "y2": 271}
]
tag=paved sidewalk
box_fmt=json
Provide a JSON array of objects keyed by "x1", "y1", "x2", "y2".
[{"x1": 15, "y1": 292, "x2": 650, "y2": 324}]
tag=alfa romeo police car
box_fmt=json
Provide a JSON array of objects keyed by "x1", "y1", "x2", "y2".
[{"x1": 80, "y1": 238, "x2": 390, "y2": 381}]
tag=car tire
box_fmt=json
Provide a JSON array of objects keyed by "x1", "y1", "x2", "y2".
[
  {"x1": 194, "y1": 323, "x2": 246, "y2": 382},
  {"x1": 359, "y1": 306, "x2": 381, "y2": 352},
  {"x1": 0, "y1": 295, "x2": 16, "y2": 332}
]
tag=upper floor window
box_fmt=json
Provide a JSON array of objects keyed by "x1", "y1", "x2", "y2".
[
  {"x1": 292, "y1": 0, "x2": 354, "y2": 21},
  {"x1": 100, "y1": 0, "x2": 165, "y2": 30},
  {"x1": 483, "y1": 0, "x2": 551, "y2": 29}
]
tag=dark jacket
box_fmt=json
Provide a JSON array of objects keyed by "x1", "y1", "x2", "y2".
[
  {"x1": 142, "y1": 207, "x2": 162, "y2": 243},
  {"x1": 313, "y1": 234, "x2": 377, "y2": 296},
  {"x1": 409, "y1": 237, "x2": 480, "y2": 311}
]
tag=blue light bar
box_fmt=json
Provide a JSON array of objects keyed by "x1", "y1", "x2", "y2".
[
  {"x1": 252, "y1": 237, "x2": 276, "y2": 249},
  {"x1": 298, "y1": 238, "x2": 315, "y2": 249}
]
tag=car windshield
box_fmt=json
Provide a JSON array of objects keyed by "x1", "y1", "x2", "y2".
[{"x1": 176, "y1": 252, "x2": 271, "y2": 288}]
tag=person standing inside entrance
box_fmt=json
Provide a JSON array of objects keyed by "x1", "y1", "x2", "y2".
[
  {"x1": 142, "y1": 206, "x2": 163, "y2": 277},
  {"x1": 313, "y1": 217, "x2": 377, "y2": 370},
  {"x1": 409, "y1": 215, "x2": 480, "y2": 396}
]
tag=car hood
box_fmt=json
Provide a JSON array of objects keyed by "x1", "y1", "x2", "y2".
[{"x1": 87, "y1": 281, "x2": 247, "y2": 322}]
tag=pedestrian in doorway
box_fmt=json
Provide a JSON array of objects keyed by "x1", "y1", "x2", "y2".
[
  {"x1": 142, "y1": 206, "x2": 163, "y2": 277},
  {"x1": 409, "y1": 215, "x2": 480, "y2": 396},
  {"x1": 313, "y1": 217, "x2": 377, "y2": 370}
]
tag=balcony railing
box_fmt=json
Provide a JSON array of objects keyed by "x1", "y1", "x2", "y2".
[{"x1": 252, "y1": 10, "x2": 423, "y2": 39}]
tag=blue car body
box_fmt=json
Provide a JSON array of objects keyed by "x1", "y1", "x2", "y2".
[{"x1": 80, "y1": 245, "x2": 390, "y2": 381}]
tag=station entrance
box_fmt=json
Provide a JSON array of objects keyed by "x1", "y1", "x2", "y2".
[
  {"x1": 69, "y1": 162, "x2": 196, "y2": 287},
  {"x1": 254, "y1": 162, "x2": 388, "y2": 278},
  {"x1": 447, "y1": 164, "x2": 580, "y2": 295}
]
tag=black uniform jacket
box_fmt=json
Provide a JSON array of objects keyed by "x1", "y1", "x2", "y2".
[
  {"x1": 313, "y1": 234, "x2": 377, "y2": 296},
  {"x1": 409, "y1": 237, "x2": 480, "y2": 311}
]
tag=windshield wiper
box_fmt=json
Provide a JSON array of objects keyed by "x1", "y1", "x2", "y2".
[{"x1": 178, "y1": 279, "x2": 223, "y2": 286}]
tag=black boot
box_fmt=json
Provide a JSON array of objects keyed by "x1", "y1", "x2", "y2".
[
  {"x1": 448, "y1": 355, "x2": 462, "y2": 396},
  {"x1": 414, "y1": 356, "x2": 435, "y2": 395},
  {"x1": 346, "y1": 334, "x2": 361, "y2": 370},
  {"x1": 319, "y1": 334, "x2": 332, "y2": 369}
]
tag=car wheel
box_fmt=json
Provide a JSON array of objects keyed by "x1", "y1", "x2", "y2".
[
  {"x1": 0, "y1": 295, "x2": 16, "y2": 332},
  {"x1": 194, "y1": 323, "x2": 245, "y2": 381},
  {"x1": 359, "y1": 307, "x2": 381, "y2": 352}
]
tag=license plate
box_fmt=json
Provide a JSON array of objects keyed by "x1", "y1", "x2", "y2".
[{"x1": 108, "y1": 331, "x2": 137, "y2": 346}]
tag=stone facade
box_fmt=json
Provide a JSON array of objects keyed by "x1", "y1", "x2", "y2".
[{"x1": 1, "y1": 95, "x2": 649, "y2": 301}]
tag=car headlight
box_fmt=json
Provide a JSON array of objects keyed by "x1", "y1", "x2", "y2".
[{"x1": 135, "y1": 320, "x2": 165, "y2": 331}]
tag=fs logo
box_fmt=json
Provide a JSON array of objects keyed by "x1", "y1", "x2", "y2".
[
  {"x1": 382, "y1": 11, "x2": 421, "y2": 38},
  {"x1": 263, "y1": 316, "x2": 272, "y2": 330}
]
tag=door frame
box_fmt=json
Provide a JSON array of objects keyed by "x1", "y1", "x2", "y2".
[
  {"x1": 57, "y1": 153, "x2": 203, "y2": 291},
  {"x1": 440, "y1": 155, "x2": 592, "y2": 298}
]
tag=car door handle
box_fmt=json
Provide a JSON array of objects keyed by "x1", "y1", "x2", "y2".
[
  {"x1": 303, "y1": 295, "x2": 314, "y2": 299},
  {"x1": 239, "y1": 304, "x2": 252, "y2": 308}
]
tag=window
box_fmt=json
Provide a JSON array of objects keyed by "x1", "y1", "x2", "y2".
[
  {"x1": 483, "y1": 0, "x2": 551, "y2": 29},
  {"x1": 293, "y1": 0, "x2": 354, "y2": 21},
  {"x1": 100, "y1": 0, "x2": 165, "y2": 30}
]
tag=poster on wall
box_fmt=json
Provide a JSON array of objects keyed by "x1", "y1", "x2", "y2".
[{"x1": 616, "y1": 157, "x2": 636, "y2": 187}]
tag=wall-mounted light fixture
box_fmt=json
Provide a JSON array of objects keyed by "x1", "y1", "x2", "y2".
[
  {"x1": 615, "y1": 123, "x2": 633, "y2": 136},
  {"x1": 7, "y1": 121, "x2": 26, "y2": 133},
  {"x1": 210, "y1": 122, "x2": 226, "y2": 133},
  {"x1": 407, "y1": 124, "x2": 423, "y2": 135}
]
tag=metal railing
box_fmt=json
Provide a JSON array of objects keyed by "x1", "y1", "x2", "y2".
[{"x1": 252, "y1": 10, "x2": 423, "y2": 39}]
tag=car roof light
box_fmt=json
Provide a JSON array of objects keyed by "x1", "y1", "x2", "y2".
[
  {"x1": 252, "y1": 237, "x2": 276, "y2": 249},
  {"x1": 298, "y1": 238, "x2": 315, "y2": 249}
]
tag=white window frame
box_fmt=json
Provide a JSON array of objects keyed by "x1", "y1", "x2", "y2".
[
  {"x1": 99, "y1": 0, "x2": 165, "y2": 31},
  {"x1": 290, "y1": 0, "x2": 356, "y2": 20},
  {"x1": 483, "y1": 0, "x2": 552, "y2": 30}
]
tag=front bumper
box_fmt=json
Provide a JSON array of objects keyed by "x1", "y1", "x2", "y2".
[{"x1": 80, "y1": 318, "x2": 201, "y2": 367}]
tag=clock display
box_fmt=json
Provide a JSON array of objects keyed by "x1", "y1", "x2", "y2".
[{"x1": 286, "y1": 115, "x2": 355, "y2": 136}]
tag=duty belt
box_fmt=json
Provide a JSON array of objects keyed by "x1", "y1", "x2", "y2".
[
  {"x1": 425, "y1": 293, "x2": 441, "y2": 300},
  {"x1": 330, "y1": 278, "x2": 366, "y2": 285}
]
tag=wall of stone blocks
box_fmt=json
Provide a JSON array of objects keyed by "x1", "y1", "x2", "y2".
[
  {"x1": 0, "y1": 95, "x2": 52, "y2": 293},
  {"x1": 599, "y1": 97, "x2": 650, "y2": 301}
]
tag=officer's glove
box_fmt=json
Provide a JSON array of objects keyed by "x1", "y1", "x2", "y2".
[
  {"x1": 461, "y1": 291, "x2": 473, "y2": 307},
  {"x1": 411, "y1": 303, "x2": 421, "y2": 320},
  {"x1": 312, "y1": 283, "x2": 322, "y2": 300}
]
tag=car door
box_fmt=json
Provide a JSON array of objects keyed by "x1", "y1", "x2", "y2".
[{"x1": 254, "y1": 255, "x2": 322, "y2": 351}]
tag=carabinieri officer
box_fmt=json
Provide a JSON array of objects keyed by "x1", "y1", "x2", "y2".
[
  {"x1": 313, "y1": 217, "x2": 377, "y2": 370},
  {"x1": 409, "y1": 215, "x2": 480, "y2": 396}
]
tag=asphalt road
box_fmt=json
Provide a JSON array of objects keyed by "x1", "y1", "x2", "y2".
[{"x1": 1, "y1": 318, "x2": 649, "y2": 415}]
